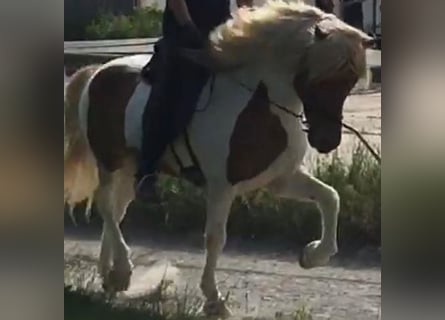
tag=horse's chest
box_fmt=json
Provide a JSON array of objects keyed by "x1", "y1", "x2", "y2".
[{"x1": 227, "y1": 82, "x2": 288, "y2": 184}]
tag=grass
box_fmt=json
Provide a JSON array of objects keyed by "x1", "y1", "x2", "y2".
[
  {"x1": 64, "y1": 284, "x2": 203, "y2": 320},
  {"x1": 64, "y1": 286, "x2": 314, "y2": 320},
  {"x1": 85, "y1": 7, "x2": 163, "y2": 40},
  {"x1": 64, "y1": 258, "x2": 202, "y2": 320}
]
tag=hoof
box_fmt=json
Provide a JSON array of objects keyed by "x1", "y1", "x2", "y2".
[
  {"x1": 298, "y1": 240, "x2": 336, "y2": 269},
  {"x1": 102, "y1": 268, "x2": 132, "y2": 293},
  {"x1": 298, "y1": 249, "x2": 313, "y2": 270},
  {"x1": 202, "y1": 298, "x2": 232, "y2": 318}
]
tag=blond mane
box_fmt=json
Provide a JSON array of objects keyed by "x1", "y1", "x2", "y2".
[{"x1": 209, "y1": 0, "x2": 371, "y2": 80}]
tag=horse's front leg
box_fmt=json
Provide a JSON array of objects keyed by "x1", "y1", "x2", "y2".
[
  {"x1": 268, "y1": 168, "x2": 340, "y2": 268},
  {"x1": 200, "y1": 185, "x2": 234, "y2": 318}
]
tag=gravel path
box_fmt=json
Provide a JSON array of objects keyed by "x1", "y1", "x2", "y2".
[{"x1": 65, "y1": 236, "x2": 381, "y2": 320}]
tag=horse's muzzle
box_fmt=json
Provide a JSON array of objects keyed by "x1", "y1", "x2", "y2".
[{"x1": 307, "y1": 126, "x2": 341, "y2": 154}]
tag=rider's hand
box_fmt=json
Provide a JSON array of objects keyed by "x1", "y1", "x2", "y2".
[{"x1": 179, "y1": 22, "x2": 204, "y2": 49}]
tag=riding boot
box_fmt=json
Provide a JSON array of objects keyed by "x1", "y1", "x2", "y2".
[{"x1": 135, "y1": 107, "x2": 174, "y2": 204}]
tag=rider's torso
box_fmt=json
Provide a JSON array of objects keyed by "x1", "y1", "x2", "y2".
[{"x1": 162, "y1": 0, "x2": 231, "y2": 37}]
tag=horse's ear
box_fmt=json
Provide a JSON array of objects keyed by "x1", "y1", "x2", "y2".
[{"x1": 315, "y1": 25, "x2": 329, "y2": 40}]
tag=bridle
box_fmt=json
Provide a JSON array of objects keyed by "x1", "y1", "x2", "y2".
[{"x1": 227, "y1": 75, "x2": 381, "y2": 164}]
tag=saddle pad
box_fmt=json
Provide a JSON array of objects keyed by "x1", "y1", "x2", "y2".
[{"x1": 124, "y1": 80, "x2": 152, "y2": 150}]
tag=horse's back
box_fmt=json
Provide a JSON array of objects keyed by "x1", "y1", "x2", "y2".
[{"x1": 103, "y1": 54, "x2": 152, "y2": 70}]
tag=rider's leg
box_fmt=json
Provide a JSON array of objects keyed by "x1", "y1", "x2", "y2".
[
  {"x1": 135, "y1": 8, "x2": 181, "y2": 202},
  {"x1": 135, "y1": 93, "x2": 168, "y2": 201},
  {"x1": 136, "y1": 1, "x2": 231, "y2": 200},
  {"x1": 136, "y1": 55, "x2": 209, "y2": 202},
  {"x1": 171, "y1": 57, "x2": 210, "y2": 138},
  {"x1": 135, "y1": 46, "x2": 179, "y2": 202}
]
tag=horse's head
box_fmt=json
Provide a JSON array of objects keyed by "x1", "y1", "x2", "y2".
[{"x1": 293, "y1": 16, "x2": 374, "y2": 153}]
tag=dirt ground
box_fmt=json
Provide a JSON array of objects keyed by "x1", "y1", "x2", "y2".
[{"x1": 65, "y1": 233, "x2": 381, "y2": 320}]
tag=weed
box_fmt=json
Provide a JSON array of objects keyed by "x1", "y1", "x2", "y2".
[{"x1": 85, "y1": 7, "x2": 162, "y2": 40}]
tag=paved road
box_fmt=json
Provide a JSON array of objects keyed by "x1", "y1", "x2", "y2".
[{"x1": 65, "y1": 236, "x2": 381, "y2": 319}]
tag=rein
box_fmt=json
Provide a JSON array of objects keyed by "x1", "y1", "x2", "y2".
[{"x1": 232, "y1": 77, "x2": 381, "y2": 164}]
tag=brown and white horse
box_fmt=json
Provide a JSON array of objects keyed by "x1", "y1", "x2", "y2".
[{"x1": 64, "y1": 1, "x2": 373, "y2": 316}]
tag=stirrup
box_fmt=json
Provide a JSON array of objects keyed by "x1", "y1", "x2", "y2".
[{"x1": 134, "y1": 174, "x2": 160, "y2": 204}]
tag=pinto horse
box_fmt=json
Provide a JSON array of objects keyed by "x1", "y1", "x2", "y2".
[{"x1": 64, "y1": 1, "x2": 373, "y2": 316}]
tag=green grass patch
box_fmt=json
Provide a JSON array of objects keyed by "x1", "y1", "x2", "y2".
[
  {"x1": 85, "y1": 7, "x2": 163, "y2": 40},
  {"x1": 125, "y1": 143, "x2": 381, "y2": 248}
]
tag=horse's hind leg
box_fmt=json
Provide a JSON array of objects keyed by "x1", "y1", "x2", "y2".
[
  {"x1": 200, "y1": 185, "x2": 234, "y2": 318},
  {"x1": 95, "y1": 163, "x2": 135, "y2": 293},
  {"x1": 268, "y1": 168, "x2": 340, "y2": 268}
]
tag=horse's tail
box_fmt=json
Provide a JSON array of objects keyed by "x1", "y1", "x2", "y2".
[{"x1": 64, "y1": 64, "x2": 100, "y2": 222}]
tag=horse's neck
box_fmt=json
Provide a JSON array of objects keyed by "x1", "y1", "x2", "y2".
[{"x1": 223, "y1": 65, "x2": 302, "y2": 115}]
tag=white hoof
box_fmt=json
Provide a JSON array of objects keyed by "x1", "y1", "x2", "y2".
[
  {"x1": 102, "y1": 261, "x2": 133, "y2": 293},
  {"x1": 299, "y1": 240, "x2": 337, "y2": 269}
]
